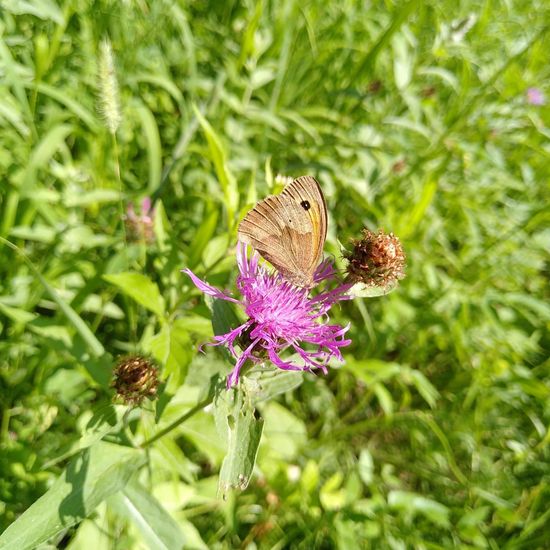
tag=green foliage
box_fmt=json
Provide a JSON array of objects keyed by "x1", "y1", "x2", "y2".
[
  {"x1": 0, "y1": 442, "x2": 145, "y2": 549},
  {"x1": 1, "y1": 0, "x2": 549, "y2": 548}
]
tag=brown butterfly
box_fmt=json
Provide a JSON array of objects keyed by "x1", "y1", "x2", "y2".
[{"x1": 237, "y1": 175, "x2": 327, "y2": 287}]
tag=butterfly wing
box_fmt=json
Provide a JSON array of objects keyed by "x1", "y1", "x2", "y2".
[{"x1": 238, "y1": 176, "x2": 327, "y2": 287}]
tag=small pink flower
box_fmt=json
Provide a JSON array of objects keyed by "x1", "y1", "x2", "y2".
[
  {"x1": 526, "y1": 87, "x2": 545, "y2": 106},
  {"x1": 125, "y1": 197, "x2": 155, "y2": 243},
  {"x1": 183, "y1": 243, "x2": 352, "y2": 387}
]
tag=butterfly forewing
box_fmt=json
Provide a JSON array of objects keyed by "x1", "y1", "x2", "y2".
[{"x1": 237, "y1": 175, "x2": 327, "y2": 287}]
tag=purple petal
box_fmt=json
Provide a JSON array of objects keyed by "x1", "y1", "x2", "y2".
[
  {"x1": 311, "y1": 283, "x2": 354, "y2": 308},
  {"x1": 267, "y1": 348, "x2": 306, "y2": 372},
  {"x1": 313, "y1": 259, "x2": 337, "y2": 283},
  {"x1": 141, "y1": 196, "x2": 152, "y2": 215},
  {"x1": 182, "y1": 268, "x2": 239, "y2": 303},
  {"x1": 226, "y1": 337, "x2": 260, "y2": 388},
  {"x1": 213, "y1": 321, "x2": 251, "y2": 357},
  {"x1": 526, "y1": 87, "x2": 545, "y2": 106}
]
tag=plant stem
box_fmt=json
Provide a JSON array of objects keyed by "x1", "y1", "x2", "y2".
[{"x1": 141, "y1": 394, "x2": 214, "y2": 448}]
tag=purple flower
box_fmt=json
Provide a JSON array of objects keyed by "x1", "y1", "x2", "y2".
[
  {"x1": 526, "y1": 87, "x2": 545, "y2": 106},
  {"x1": 183, "y1": 243, "x2": 353, "y2": 387},
  {"x1": 125, "y1": 197, "x2": 155, "y2": 243}
]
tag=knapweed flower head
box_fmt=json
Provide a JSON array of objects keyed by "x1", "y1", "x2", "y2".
[
  {"x1": 125, "y1": 197, "x2": 155, "y2": 243},
  {"x1": 526, "y1": 87, "x2": 545, "y2": 106},
  {"x1": 345, "y1": 229, "x2": 406, "y2": 290},
  {"x1": 183, "y1": 243, "x2": 352, "y2": 388},
  {"x1": 112, "y1": 355, "x2": 159, "y2": 405}
]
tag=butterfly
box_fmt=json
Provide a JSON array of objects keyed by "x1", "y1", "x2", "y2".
[{"x1": 237, "y1": 175, "x2": 327, "y2": 287}]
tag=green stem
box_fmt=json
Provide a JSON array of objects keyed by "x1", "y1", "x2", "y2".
[
  {"x1": 0, "y1": 407, "x2": 11, "y2": 443},
  {"x1": 112, "y1": 133, "x2": 127, "y2": 258},
  {"x1": 141, "y1": 394, "x2": 213, "y2": 448}
]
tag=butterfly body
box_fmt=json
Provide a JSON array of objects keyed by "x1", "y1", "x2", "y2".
[{"x1": 238, "y1": 176, "x2": 327, "y2": 287}]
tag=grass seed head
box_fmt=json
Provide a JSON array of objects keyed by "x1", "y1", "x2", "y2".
[{"x1": 97, "y1": 38, "x2": 121, "y2": 135}]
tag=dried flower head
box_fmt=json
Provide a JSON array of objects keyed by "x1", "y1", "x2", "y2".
[
  {"x1": 183, "y1": 243, "x2": 352, "y2": 388},
  {"x1": 391, "y1": 159, "x2": 407, "y2": 174},
  {"x1": 112, "y1": 355, "x2": 158, "y2": 405},
  {"x1": 125, "y1": 197, "x2": 155, "y2": 243},
  {"x1": 97, "y1": 38, "x2": 121, "y2": 134},
  {"x1": 368, "y1": 80, "x2": 383, "y2": 93},
  {"x1": 345, "y1": 229, "x2": 406, "y2": 290}
]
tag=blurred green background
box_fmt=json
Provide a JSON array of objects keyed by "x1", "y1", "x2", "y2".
[{"x1": 1, "y1": 0, "x2": 549, "y2": 548}]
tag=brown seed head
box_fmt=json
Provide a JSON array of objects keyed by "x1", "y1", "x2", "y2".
[
  {"x1": 112, "y1": 355, "x2": 159, "y2": 405},
  {"x1": 345, "y1": 229, "x2": 406, "y2": 289}
]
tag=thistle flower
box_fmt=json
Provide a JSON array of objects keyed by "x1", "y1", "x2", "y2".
[
  {"x1": 112, "y1": 355, "x2": 158, "y2": 405},
  {"x1": 97, "y1": 38, "x2": 121, "y2": 135},
  {"x1": 345, "y1": 229, "x2": 406, "y2": 291},
  {"x1": 526, "y1": 87, "x2": 545, "y2": 106},
  {"x1": 125, "y1": 197, "x2": 155, "y2": 243},
  {"x1": 183, "y1": 243, "x2": 352, "y2": 388}
]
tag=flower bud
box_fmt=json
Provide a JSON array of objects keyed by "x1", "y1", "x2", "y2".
[{"x1": 124, "y1": 197, "x2": 155, "y2": 243}]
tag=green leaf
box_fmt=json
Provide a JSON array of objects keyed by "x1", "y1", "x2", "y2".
[
  {"x1": 347, "y1": 358, "x2": 401, "y2": 386},
  {"x1": 319, "y1": 472, "x2": 346, "y2": 511},
  {"x1": 384, "y1": 116, "x2": 431, "y2": 141},
  {"x1": 388, "y1": 490, "x2": 450, "y2": 528},
  {"x1": 260, "y1": 401, "x2": 307, "y2": 460},
  {"x1": 187, "y1": 209, "x2": 219, "y2": 268},
  {"x1": 152, "y1": 199, "x2": 171, "y2": 251},
  {"x1": 179, "y1": 411, "x2": 226, "y2": 466},
  {"x1": 202, "y1": 233, "x2": 230, "y2": 269},
  {"x1": 400, "y1": 178, "x2": 437, "y2": 237},
  {"x1": 0, "y1": 92, "x2": 29, "y2": 137},
  {"x1": 104, "y1": 272, "x2": 165, "y2": 319},
  {"x1": 22, "y1": 124, "x2": 73, "y2": 191},
  {"x1": 408, "y1": 369, "x2": 439, "y2": 408},
  {"x1": 193, "y1": 105, "x2": 239, "y2": 226},
  {"x1": 66, "y1": 512, "x2": 110, "y2": 550},
  {"x1": 63, "y1": 189, "x2": 121, "y2": 207},
  {"x1": 0, "y1": 237, "x2": 105, "y2": 357},
  {"x1": 174, "y1": 315, "x2": 213, "y2": 337},
  {"x1": 36, "y1": 82, "x2": 100, "y2": 132},
  {"x1": 348, "y1": 280, "x2": 400, "y2": 298},
  {"x1": 358, "y1": 449, "x2": 374, "y2": 486},
  {"x1": 110, "y1": 480, "x2": 185, "y2": 550},
  {"x1": 0, "y1": 442, "x2": 145, "y2": 550},
  {"x1": 214, "y1": 386, "x2": 264, "y2": 496},
  {"x1": 0, "y1": 301, "x2": 37, "y2": 324},
  {"x1": 392, "y1": 33, "x2": 414, "y2": 90},
  {"x1": 131, "y1": 73, "x2": 184, "y2": 105},
  {"x1": 135, "y1": 101, "x2": 162, "y2": 194},
  {"x1": 373, "y1": 383, "x2": 394, "y2": 415},
  {"x1": 42, "y1": 404, "x2": 133, "y2": 469},
  {"x1": 1, "y1": 0, "x2": 65, "y2": 24},
  {"x1": 208, "y1": 297, "x2": 241, "y2": 346},
  {"x1": 300, "y1": 460, "x2": 320, "y2": 494},
  {"x1": 10, "y1": 223, "x2": 56, "y2": 243},
  {"x1": 145, "y1": 319, "x2": 193, "y2": 388},
  {"x1": 243, "y1": 368, "x2": 304, "y2": 403}
]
